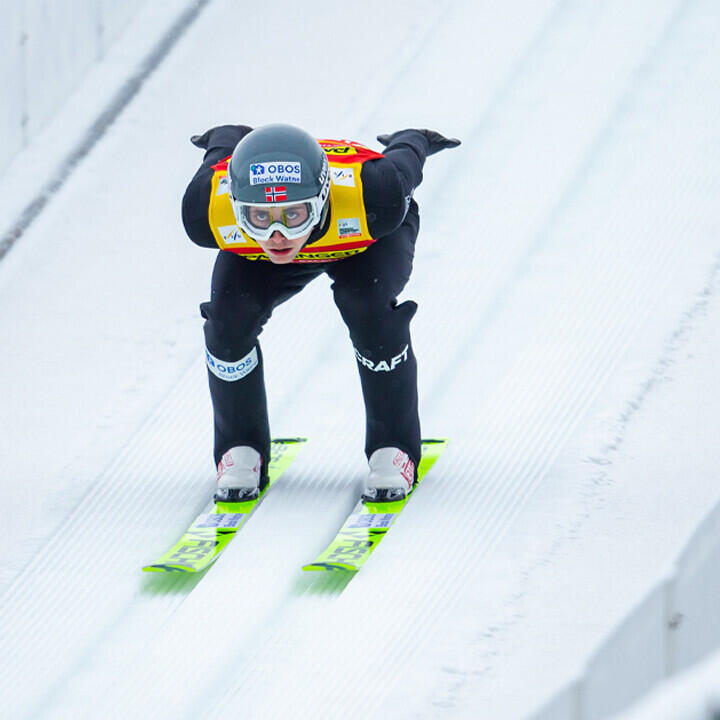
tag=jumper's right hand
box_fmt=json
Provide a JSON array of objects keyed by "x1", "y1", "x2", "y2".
[
  {"x1": 376, "y1": 129, "x2": 461, "y2": 156},
  {"x1": 190, "y1": 124, "x2": 253, "y2": 149}
]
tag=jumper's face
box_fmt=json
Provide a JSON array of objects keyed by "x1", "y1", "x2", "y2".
[{"x1": 250, "y1": 205, "x2": 314, "y2": 264}]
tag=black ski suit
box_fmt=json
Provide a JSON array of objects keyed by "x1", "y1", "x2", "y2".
[{"x1": 181, "y1": 125, "x2": 431, "y2": 473}]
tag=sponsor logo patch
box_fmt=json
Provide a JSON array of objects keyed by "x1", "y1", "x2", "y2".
[
  {"x1": 394, "y1": 452, "x2": 415, "y2": 488},
  {"x1": 205, "y1": 346, "x2": 258, "y2": 382},
  {"x1": 243, "y1": 248, "x2": 368, "y2": 262},
  {"x1": 354, "y1": 344, "x2": 409, "y2": 373},
  {"x1": 196, "y1": 513, "x2": 246, "y2": 529},
  {"x1": 322, "y1": 143, "x2": 358, "y2": 156},
  {"x1": 347, "y1": 513, "x2": 396, "y2": 529},
  {"x1": 338, "y1": 217, "x2": 362, "y2": 238},
  {"x1": 249, "y1": 161, "x2": 301, "y2": 185},
  {"x1": 216, "y1": 176, "x2": 230, "y2": 195},
  {"x1": 331, "y1": 167, "x2": 355, "y2": 187},
  {"x1": 218, "y1": 224, "x2": 246, "y2": 244}
]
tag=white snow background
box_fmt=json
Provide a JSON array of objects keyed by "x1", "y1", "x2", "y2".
[{"x1": 1, "y1": 0, "x2": 719, "y2": 718}]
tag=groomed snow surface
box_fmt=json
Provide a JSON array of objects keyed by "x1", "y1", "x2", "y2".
[{"x1": 1, "y1": 1, "x2": 719, "y2": 718}]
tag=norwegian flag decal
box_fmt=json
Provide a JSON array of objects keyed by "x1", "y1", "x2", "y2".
[{"x1": 264, "y1": 185, "x2": 287, "y2": 202}]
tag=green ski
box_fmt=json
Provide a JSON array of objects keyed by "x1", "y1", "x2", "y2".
[
  {"x1": 143, "y1": 437, "x2": 306, "y2": 573},
  {"x1": 303, "y1": 438, "x2": 448, "y2": 572}
]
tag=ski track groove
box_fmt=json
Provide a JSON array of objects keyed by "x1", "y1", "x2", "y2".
[
  {"x1": 0, "y1": 366, "x2": 213, "y2": 717},
  {"x1": 420, "y1": 0, "x2": 685, "y2": 413}
]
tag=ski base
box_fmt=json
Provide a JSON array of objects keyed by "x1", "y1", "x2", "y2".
[
  {"x1": 143, "y1": 437, "x2": 306, "y2": 573},
  {"x1": 302, "y1": 438, "x2": 448, "y2": 572}
]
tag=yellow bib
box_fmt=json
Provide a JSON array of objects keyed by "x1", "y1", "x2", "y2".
[{"x1": 207, "y1": 139, "x2": 383, "y2": 263}]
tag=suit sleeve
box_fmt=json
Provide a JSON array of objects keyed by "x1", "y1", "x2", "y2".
[
  {"x1": 361, "y1": 130, "x2": 431, "y2": 238},
  {"x1": 181, "y1": 125, "x2": 253, "y2": 248}
]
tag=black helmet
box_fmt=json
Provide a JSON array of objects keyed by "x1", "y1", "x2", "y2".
[{"x1": 227, "y1": 124, "x2": 330, "y2": 241}]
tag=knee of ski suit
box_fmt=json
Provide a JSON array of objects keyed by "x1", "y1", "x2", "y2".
[
  {"x1": 332, "y1": 281, "x2": 418, "y2": 354},
  {"x1": 200, "y1": 294, "x2": 272, "y2": 361}
]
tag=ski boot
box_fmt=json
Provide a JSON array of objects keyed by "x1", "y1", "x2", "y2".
[
  {"x1": 214, "y1": 446, "x2": 267, "y2": 502},
  {"x1": 362, "y1": 448, "x2": 416, "y2": 503}
]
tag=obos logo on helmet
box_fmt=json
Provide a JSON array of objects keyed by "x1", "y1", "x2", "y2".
[{"x1": 248, "y1": 162, "x2": 302, "y2": 185}]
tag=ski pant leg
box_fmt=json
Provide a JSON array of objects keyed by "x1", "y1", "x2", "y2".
[
  {"x1": 326, "y1": 203, "x2": 421, "y2": 468},
  {"x1": 200, "y1": 251, "x2": 323, "y2": 467}
]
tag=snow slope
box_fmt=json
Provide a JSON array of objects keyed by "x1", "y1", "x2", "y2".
[{"x1": 1, "y1": 0, "x2": 719, "y2": 718}]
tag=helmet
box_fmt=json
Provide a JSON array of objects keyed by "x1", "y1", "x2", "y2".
[{"x1": 227, "y1": 123, "x2": 330, "y2": 242}]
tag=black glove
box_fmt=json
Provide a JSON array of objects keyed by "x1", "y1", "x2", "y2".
[
  {"x1": 190, "y1": 124, "x2": 253, "y2": 149},
  {"x1": 377, "y1": 128, "x2": 461, "y2": 156}
]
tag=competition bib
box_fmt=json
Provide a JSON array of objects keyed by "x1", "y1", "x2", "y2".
[{"x1": 208, "y1": 139, "x2": 384, "y2": 263}]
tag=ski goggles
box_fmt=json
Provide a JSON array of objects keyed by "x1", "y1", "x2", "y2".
[{"x1": 230, "y1": 196, "x2": 323, "y2": 242}]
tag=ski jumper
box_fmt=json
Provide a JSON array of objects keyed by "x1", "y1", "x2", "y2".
[{"x1": 182, "y1": 126, "x2": 431, "y2": 470}]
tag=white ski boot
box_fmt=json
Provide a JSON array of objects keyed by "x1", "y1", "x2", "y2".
[
  {"x1": 214, "y1": 446, "x2": 265, "y2": 502},
  {"x1": 362, "y1": 447, "x2": 416, "y2": 502}
]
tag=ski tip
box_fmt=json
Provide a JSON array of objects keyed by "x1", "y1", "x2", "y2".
[
  {"x1": 272, "y1": 437, "x2": 308, "y2": 445},
  {"x1": 302, "y1": 562, "x2": 358, "y2": 573}
]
